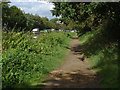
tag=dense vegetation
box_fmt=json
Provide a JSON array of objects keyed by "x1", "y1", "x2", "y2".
[
  {"x1": 2, "y1": 2, "x2": 75, "y2": 31},
  {"x1": 79, "y1": 28, "x2": 118, "y2": 88},
  {"x1": 52, "y1": 2, "x2": 120, "y2": 41},
  {"x1": 52, "y1": 2, "x2": 119, "y2": 88},
  {"x1": 2, "y1": 31, "x2": 73, "y2": 88},
  {"x1": 2, "y1": 2, "x2": 76, "y2": 88},
  {"x1": 2, "y1": 1, "x2": 120, "y2": 88},
  {"x1": 2, "y1": 2, "x2": 58, "y2": 31}
]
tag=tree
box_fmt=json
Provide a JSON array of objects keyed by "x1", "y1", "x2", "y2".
[
  {"x1": 2, "y1": 2, "x2": 11, "y2": 27},
  {"x1": 2, "y1": 2, "x2": 62, "y2": 32},
  {"x1": 51, "y1": 2, "x2": 120, "y2": 41},
  {"x1": 9, "y1": 6, "x2": 27, "y2": 30},
  {"x1": 2, "y1": 3, "x2": 27, "y2": 31}
]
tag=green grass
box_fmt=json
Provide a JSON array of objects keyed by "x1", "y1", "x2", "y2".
[
  {"x1": 30, "y1": 47, "x2": 68, "y2": 88},
  {"x1": 79, "y1": 29, "x2": 119, "y2": 88},
  {"x1": 15, "y1": 47, "x2": 68, "y2": 88},
  {"x1": 0, "y1": 36, "x2": 1, "y2": 52},
  {"x1": 2, "y1": 31, "x2": 73, "y2": 88}
]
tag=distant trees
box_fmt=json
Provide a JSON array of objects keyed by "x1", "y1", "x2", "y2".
[
  {"x1": 50, "y1": 18, "x2": 60, "y2": 30},
  {"x1": 2, "y1": 2, "x2": 27, "y2": 31},
  {"x1": 9, "y1": 6, "x2": 27, "y2": 30},
  {"x1": 2, "y1": 2, "x2": 10, "y2": 27},
  {"x1": 2, "y1": 2, "x2": 62, "y2": 32},
  {"x1": 25, "y1": 14, "x2": 45, "y2": 30}
]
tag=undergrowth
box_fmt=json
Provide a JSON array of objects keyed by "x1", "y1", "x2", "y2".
[
  {"x1": 2, "y1": 31, "x2": 73, "y2": 88},
  {"x1": 79, "y1": 28, "x2": 119, "y2": 88}
]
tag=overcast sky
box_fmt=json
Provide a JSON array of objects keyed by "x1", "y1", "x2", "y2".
[{"x1": 9, "y1": 1, "x2": 57, "y2": 20}]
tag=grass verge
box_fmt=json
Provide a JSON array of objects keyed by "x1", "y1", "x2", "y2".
[{"x1": 79, "y1": 30, "x2": 119, "y2": 88}]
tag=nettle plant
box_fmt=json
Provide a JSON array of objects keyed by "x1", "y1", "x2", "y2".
[{"x1": 2, "y1": 31, "x2": 72, "y2": 88}]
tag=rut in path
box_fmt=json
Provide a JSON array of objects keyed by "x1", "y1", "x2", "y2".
[{"x1": 42, "y1": 36, "x2": 100, "y2": 88}]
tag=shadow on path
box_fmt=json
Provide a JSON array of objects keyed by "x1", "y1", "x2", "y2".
[
  {"x1": 35, "y1": 36, "x2": 101, "y2": 88},
  {"x1": 41, "y1": 70, "x2": 99, "y2": 88}
]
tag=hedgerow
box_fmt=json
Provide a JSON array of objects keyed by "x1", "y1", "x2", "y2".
[{"x1": 2, "y1": 31, "x2": 72, "y2": 88}]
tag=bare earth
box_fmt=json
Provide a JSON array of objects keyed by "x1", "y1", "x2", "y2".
[{"x1": 42, "y1": 35, "x2": 100, "y2": 88}]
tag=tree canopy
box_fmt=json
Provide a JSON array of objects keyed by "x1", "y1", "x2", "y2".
[
  {"x1": 51, "y1": 2, "x2": 120, "y2": 41},
  {"x1": 2, "y1": 2, "x2": 63, "y2": 31}
]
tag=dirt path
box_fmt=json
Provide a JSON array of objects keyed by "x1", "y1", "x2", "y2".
[{"x1": 42, "y1": 35, "x2": 100, "y2": 88}]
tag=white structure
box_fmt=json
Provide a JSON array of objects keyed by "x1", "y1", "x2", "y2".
[
  {"x1": 32, "y1": 28, "x2": 40, "y2": 39},
  {"x1": 51, "y1": 29, "x2": 55, "y2": 32},
  {"x1": 32, "y1": 28, "x2": 40, "y2": 34},
  {"x1": 56, "y1": 20, "x2": 63, "y2": 24},
  {"x1": 33, "y1": 36, "x2": 37, "y2": 39}
]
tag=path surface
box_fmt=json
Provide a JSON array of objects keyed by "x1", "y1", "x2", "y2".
[{"x1": 42, "y1": 35, "x2": 100, "y2": 88}]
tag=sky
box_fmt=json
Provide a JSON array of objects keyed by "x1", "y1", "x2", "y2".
[{"x1": 9, "y1": 1, "x2": 57, "y2": 20}]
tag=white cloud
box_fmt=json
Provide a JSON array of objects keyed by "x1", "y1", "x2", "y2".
[
  {"x1": 10, "y1": 0, "x2": 49, "y2": 2},
  {"x1": 9, "y1": 2, "x2": 56, "y2": 19}
]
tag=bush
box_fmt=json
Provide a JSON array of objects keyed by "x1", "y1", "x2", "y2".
[
  {"x1": 2, "y1": 31, "x2": 72, "y2": 88},
  {"x1": 78, "y1": 28, "x2": 119, "y2": 88}
]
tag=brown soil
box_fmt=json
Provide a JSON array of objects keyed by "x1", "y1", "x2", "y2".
[{"x1": 41, "y1": 35, "x2": 100, "y2": 88}]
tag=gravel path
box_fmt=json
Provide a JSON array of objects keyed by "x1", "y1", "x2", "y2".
[{"x1": 42, "y1": 35, "x2": 100, "y2": 88}]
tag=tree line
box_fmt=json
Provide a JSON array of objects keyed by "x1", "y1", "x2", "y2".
[{"x1": 2, "y1": 2, "x2": 76, "y2": 32}]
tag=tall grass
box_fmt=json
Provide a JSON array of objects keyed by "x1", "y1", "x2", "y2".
[
  {"x1": 2, "y1": 31, "x2": 73, "y2": 88},
  {"x1": 79, "y1": 28, "x2": 119, "y2": 88}
]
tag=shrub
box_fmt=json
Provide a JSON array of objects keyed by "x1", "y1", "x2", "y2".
[
  {"x1": 2, "y1": 31, "x2": 72, "y2": 88},
  {"x1": 79, "y1": 28, "x2": 119, "y2": 88}
]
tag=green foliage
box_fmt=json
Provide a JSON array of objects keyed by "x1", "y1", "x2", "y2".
[
  {"x1": 52, "y1": 2, "x2": 120, "y2": 41},
  {"x1": 2, "y1": 3, "x2": 61, "y2": 31},
  {"x1": 25, "y1": 14, "x2": 44, "y2": 30},
  {"x1": 2, "y1": 31, "x2": 72, "y2": 88},
  {"x1": 52, "y1": 2, "x2": 120, "y2": 88},
  {"x1": 79, "y1": 29, "x2": 119, "y2": 88},
  {"x1": 2, "y1": 3, "x2": 27, "y2": 30}
]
